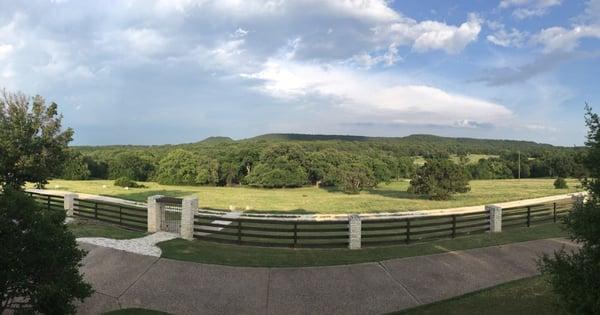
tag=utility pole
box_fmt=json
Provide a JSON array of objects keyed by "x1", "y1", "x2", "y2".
[{"x1": 518, "y1": 150, "x2": 521, "y2": 179}]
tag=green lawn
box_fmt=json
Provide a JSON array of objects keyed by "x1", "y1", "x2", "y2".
[
  {"x1": 158, "y1": 223, "x2": 567, "y2": 267},
  {"x1": 396, "y1": 276, "x2": 564, "y2": 315},
  {"x1": 68, "y1": 219, "x2": 146, "y2": 239},
  {"x1": 102, "y1": 309, "x2": 171, "y2": 315},
  {"x1": 40, "y1": 178, "x2": 580, "y2": 214}
]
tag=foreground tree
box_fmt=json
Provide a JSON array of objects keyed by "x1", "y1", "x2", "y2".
[
  {"x1": 0, "y1": 90, "x2": 73, "y2": 188},
  {"x1": 409, "y1": 159, "x2": 471, "y2": 200},
  {"x1": 540, "y1": 105, "x2": 600, "y2": 314},
  {"x1": 0, "y1": 90, "x2": 92, "y2": 313}
]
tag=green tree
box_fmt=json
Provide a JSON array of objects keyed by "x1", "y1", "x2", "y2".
[
  {"x1": 0, "y1": 90, "x2": 73, "y2": 188},
  {"x1": 245, "y1": 157, "x2": 307, "y2": 188},
  {"x1": 409, "y1": 159, "x2": 471, "y2": 200},
  {"x1": 0, "y1": 90, "x2": 92, "y2": 314},
  {"x1": 108, "y1": 152, "x2": 154, "y2": 181},
  {"x1": 333, "y1": 161, "x2": 377, "y2": 194},
  {"x1": 540, "y1": 105, "x2": 600, "y2": 314},
  {"x1": 155, "y1": 149, "x2": 201, "y2": 185},
  {"x1": 61, "y1": 150, "x2": 91, "y2": 180}
]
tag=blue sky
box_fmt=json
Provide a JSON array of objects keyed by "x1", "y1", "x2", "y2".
[{"x1": 1, "y1": 0, "x2": 599, "y2": 146}]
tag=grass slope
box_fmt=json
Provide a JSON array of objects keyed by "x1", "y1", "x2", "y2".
[
  {"x1": 158, "y1": 223, "x2": 567, "y2": 267},
  {"x1": 396, "y1": 276, "x2": 563, "y2": 315},
  {"x1": 41, "y1": 178, "x2": 579, "y2": 214}
]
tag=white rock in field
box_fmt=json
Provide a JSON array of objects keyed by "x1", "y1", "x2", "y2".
[
  {"x1": 54, "y1": 185, "x2": 59, "y2": 189},
  {"x1": 102, "y1": 185, "x2": 107, "y2": 189},
  {"x1": 245, "y1": 205, "x2": 251, "y2": 211},
  {"x1": 229, "y1": 205, "x2": 235, "y2": 211},
  {"x1": 125, "y1": 187, "x2": 129, "y2": 190}
]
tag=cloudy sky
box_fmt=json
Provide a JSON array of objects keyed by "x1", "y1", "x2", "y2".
[{"x1": 1, "y1": 0, "x2": 599, "y2": 145}]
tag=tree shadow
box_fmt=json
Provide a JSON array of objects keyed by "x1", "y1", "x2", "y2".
[
  {"x1": 108, "y1": 190, "x2": 192, "y2": 203},
  {"x1": 242, "y1": 208, "x2": 318, "y2": 215},
  {"x1": 365, "y1": 188, "x2": 429, "y2": 200}
]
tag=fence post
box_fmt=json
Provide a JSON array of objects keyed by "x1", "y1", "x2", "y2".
[
  {"x1": 147, "y1": 195, "x2": 164, "y2": 233},
  {"x1": 451, "y1": 215, "x2": 457, "y2": 238},
  {"x1": 181, "y1": 196, "x2": 198, "y2": 240},
  {"x1": 406, "y1": 219, "x2": 411, "y2": 244},
  {"x1": 526, "y1": 206, "x2": 531, "y2": 227},
  {"x1": 486, "y1": 205, "x2": 502, "y2": 233},
  {"x1": 348, "y1": 214, "x2": 361, "y2": 250},
  {"x1": 63, "y1": 193, "x2": 77, "y2": 217},
  {"x1": 553, "y1": 202, "x2": 557, "y2": 222}
]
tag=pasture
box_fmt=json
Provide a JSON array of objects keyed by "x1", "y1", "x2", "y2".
[{"x1": 40, "y1": 178, "x2": 580, "y2": 214}]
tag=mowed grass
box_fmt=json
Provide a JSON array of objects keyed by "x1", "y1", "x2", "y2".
[
  {"x1": 68, "y1": 219, "x2": 146, "y2": 239},
  {"x1": 40, "y1": 178, "x2": 581, "y2": 214},
  {"x1": 158, "y1": 223, "x2": 567, "y2": 267},
  {"x1": 396, "y1": 276, "x2": 563, "y2": 315}
]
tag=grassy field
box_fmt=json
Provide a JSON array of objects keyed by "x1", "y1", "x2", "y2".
[
  {"x1": 40, "y1": 178, "x2": 580, "y2": 214},
  {"x1": 68, "y1": 219, "x2": 146, "y2": 239},
  {"x1": 413, "y1": 154, "x2": 498, "y2": 166},
  {"x1": 158, "y1": 223, "x2": 567, "y2": 267},
  {"x1": 397, "y1": 276, "x2": 563, "y2": 315}
]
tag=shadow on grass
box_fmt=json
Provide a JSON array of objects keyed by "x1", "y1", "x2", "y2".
[
  {"x1": 242, "y1": 208, "x2": 318, "y2": 215},
  {"x1": 366, "y1": 188, "x2": 429, "y2": 200},
  {"x1": 107, "y1": 190, "x2": 191, "y2": 202}
]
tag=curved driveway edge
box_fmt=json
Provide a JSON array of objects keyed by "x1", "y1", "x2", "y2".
[{"x1": 77, "y1": 238, "x2": 577, "y2": 315}]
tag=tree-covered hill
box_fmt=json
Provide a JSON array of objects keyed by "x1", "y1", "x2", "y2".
[{"x1": 65, "y1": 133, "x2": 586, "y2": 192}]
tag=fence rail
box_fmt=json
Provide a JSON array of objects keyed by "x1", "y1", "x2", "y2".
[
  {"x1": 194, "y1": 214, "x2": 348, "y2": 248},
  {"x1": 73, "y1": 198, "x2": 147, "y2": 231},
  {"x1": 502, "y1": 199, "x2": 573, "y2": 229},
  {"x1": 361, "y1": 211, "x2": 490, "y2": 247},
  {"x1": 28, "y1": 191, "x2": 64, "y2": 212},
  {"x1": 26, "y1": 190, "x2": 578, "y2": 249}
]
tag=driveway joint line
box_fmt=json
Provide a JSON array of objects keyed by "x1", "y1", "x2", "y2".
[
  {"x1": 117, "y1": 256, "x2": 161, "y2": 299},
  {"x1": 377, "y1": 261, "x2": 422, "y2": 305}
]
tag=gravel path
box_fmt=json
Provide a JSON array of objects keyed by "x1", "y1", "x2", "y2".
[{"x1": 76, "y1": 232, "x2": 178, "y2": 257}]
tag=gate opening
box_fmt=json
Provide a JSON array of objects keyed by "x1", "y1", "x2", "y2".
[{"x1": 157, "y1": 197, "x2": 183, "y2": 234}]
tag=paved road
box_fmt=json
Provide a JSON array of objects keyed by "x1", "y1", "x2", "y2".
[{"x1": 77, "y1": 238, "x2": 576, "y2": 315}]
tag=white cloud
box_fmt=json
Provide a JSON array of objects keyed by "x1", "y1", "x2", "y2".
[
  {"x1": 533, "y1": 25, "x2": 600, "y2": 52},
  {"x1": 486, "y1": 23, "x2": 528, "y2": 47},
  {"x1": 379, "y1": 13, "x2": 482, "y2": 54},
  {"x1": 243, "y1": 58, "x2": 512, "y2": 127},
  {"x1": 499, "y1": 0, "x2": 562, "y2": 19},
  {"x1": 0, "y1": 44, "x2": 14, "y2": 59}
]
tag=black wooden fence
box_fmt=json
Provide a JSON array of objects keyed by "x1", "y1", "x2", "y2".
[
  {"x1": 28, "y1": 191, "x2": 64, "y2": 211},
  {"x1": 361, "y1": 211, "x2": 490, "y2": 247},
  {"x1": 73, "y1": 198, "x2": 147, "y2": 231},
  {"x1": 194, "y1": 214, "x2": 348, "y2": 248},
  {"x1": 502, "y1": 199, "x2": 572, "y2": 229}
]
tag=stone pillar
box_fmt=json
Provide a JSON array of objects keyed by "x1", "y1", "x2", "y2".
[
  {"x1": 486, "y1": 205, "x2": 502, "y2": 233},
  {"x1": 181, "y1": 196, "x2": 198, "y2": 240},
  {"x1": 64, "y1": 193, "x2": 77, "y2": 217},
  {"x1": 348, "y1": 214, "x2": 362, "y2": 250},
  {"x1": 147, "y1": 195, "x2": 164, "y2": 233}
]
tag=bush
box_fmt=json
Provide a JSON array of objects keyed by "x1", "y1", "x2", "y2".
[
  {"x1": 409, "y1": 159, "x2": 471, "y2": 200},
  {"x1": 0, "y1": 189, "x2": 92, "y2": 313},
  {"x1": 539, "y1": 105, "x2": 600, "y2": 314},
  {"x1": 554, "y1": 177, "x2": 568, "y2": 189},
  {"x1": 114, "y1": 177, "x2": 143, "y2": 188}
]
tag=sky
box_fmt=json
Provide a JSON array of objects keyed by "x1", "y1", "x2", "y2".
[{"x1": 0, "y1": 0, "x2": 599, "y2": 146}]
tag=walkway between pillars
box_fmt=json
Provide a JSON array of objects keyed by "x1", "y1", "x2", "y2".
[{"x1": 77, "y1": 237, "x2": 577, "y2": 315}]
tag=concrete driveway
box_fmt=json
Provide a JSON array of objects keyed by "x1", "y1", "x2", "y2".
[{"x1": 77, "y1": 238, "x2": 576, "y2": 315}]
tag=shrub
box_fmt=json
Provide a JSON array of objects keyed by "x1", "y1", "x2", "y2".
[
  {"x1": 114, "y1": 177, "x2": 142, "y2": 188},
  {"x1": 409, "y1": 159, "x2": 471, "y2": 200},
  {"x1": 554, "y1": 177, "x2": 568, "y2": 189},
  {"x1": 539, "y1": 105, "x2": 600, "y2": 314}
]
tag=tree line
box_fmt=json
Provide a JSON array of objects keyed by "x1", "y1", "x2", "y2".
[{"x1": 60, "y1": 135, "x2": 588, "y2": 193}]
